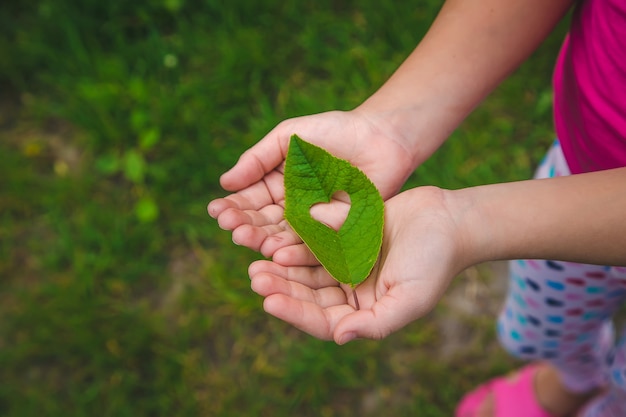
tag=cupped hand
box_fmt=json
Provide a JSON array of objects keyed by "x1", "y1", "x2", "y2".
[
  {"x1": 219, "y1": 109, "x2": 417, "y2": 198},
  {"x1": 207, "y1": 109, "x2": 417, "y2": 256},
  {"x1": 248, "y1": 186, "x2": 468, "y2": 344}
]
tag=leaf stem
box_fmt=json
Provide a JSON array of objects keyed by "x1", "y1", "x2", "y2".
[{"x1": 352, "y1": 290, "x2": 360, "y2": 311}]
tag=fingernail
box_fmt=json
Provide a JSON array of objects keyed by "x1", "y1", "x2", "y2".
[{"x1": 338, "y1": 332, "x2": 356, "y2": 345}]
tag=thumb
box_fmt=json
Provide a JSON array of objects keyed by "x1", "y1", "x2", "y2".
[
  {"x1": 333, "y1": 295, "x2": 424, "y2": 345},
  {"x1": 220, "y1": 132, "x2": 289, "y2": 191}
]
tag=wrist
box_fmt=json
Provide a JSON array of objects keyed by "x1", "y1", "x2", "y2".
[
  {"x1": 444, "y1": 186, "x2": 501, "y2": 269},
  {"x1": 354, "y1": 104, "x2": 445, "y2": 170}
]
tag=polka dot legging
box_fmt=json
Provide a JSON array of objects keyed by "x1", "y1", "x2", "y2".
[{"x1": 497, "y1": 141, "x2": 626, "y2": 414}]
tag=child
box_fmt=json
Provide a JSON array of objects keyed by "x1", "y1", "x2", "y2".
[{"x1": 208, "y1": 0, "x2": 626, "y2": 415}]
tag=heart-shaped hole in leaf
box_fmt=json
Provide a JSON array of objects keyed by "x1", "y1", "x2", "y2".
[
  {"x1": 284, "y1": 135, "x2": 384, "y2": 287},
  {"x1": 309, "y1": 191, "x2": 351, "y2": 231}
]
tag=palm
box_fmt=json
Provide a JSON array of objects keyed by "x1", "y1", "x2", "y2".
[{"x1": 248, "y1": 187, "x2": 462, "y2": 344}]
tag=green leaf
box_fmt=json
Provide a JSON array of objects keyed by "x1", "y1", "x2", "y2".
[
  {"x1": 284, "y1": 135, "x2": 384, "y2": 287},
  {"x1": 135, "y1": 196, "x2": 159, "y2": 223},
  {"x1": 123, "y1": 150, "x2": 145, "y2": 183},
  {"x1": 139, "y1": 128, "x2": 161, "y2": 150},
  {"x1": 95, "y1": 153, "x2": 120, "y2": 175}
]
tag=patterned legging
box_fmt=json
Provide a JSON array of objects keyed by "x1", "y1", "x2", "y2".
[{"x1": 497, "y1": 141, "x2": 626, "y2": 413}]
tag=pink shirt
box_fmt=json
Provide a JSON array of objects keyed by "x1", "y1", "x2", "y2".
[{"x1": 553, "y1": 0, "x2": 626, "y2": 174}]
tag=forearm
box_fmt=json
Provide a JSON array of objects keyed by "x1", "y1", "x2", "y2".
[
  {"x1": 452, "y1": 168, "x2": 626, "y2": 267},
  {"x1": 356, "y1": 0, "x2": 573, "y2": 167}
]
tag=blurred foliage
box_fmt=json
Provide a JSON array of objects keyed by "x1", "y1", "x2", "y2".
[{"x1": 0, "y1": 0, "x2": 568, "y2": 416}]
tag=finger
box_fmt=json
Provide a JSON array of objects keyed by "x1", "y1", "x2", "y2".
[
  {"x1": 333, "y1": 285, "x2": 429, "y2": 345},
  {"x1": 231, "y1": 223, "x2": 286, "y2": 253},
  {"x1": 220, "y1": 129, "x2": 289, "y2": 192},
  {"x1": 207, "y1": 197, "x2": 238, "y2": 219},
  {"x1": 232, "y1": 220, "x2": 300, "y2": 256},
  {"x1": 208, "y1": 192, "x2": 269, "y2": 221},
  {"x1": 211, "y1": 185, "x2": 268, "y2": 214},
  {"x1": 234, "y1": 170, "x2": 285, "y2": 208},
  {"x1": 262, "y1": 293, "x2": 355, "y2": 341},
  {"x1": 249, "y1": 260, "x2": 338, "y2": 289},
  {"x1": 250, "y1": 272, "x2": 346, "y2": 308},
  {"x1": 262, "y1": 169, "x2": 286, "y2": 203},
  {"x1": 272, "y1": 243, "x2": 320, "y2": 266},
  {"x1": 220, "y1": 175, "x2": 283, "y2": 211},
  {"x1": 216, "y1": 204, "x2": 284, "y2": 231},
  {"x1": 210, "y1": 172, "x2": 285, "y2": 221},
  {"x1": 259, "y1": 227, "x2": 303, "y2": 256}
]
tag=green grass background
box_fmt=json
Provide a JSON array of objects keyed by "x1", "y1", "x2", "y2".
[{"x1": 1, "y1": 1, "x2": 568, "y2": 416}]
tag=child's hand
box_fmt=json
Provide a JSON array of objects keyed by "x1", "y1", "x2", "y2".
[
  {"x1": 217, "y1": 109, "x2": 417, "y2": 198},
  {"x1": 208, "y1": 109, "x2": 417, "y2": 255},
  {"x1": 248, "y1": 186, "x2": 466, "y2": 344}
]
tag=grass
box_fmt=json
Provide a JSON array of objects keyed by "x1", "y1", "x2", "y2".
[{"x1": 1, "y1": 1, "x2": 568, "y2": 416}]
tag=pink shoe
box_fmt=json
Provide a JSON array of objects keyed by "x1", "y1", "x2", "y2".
[{"x1": 455, "y1": 364, "x2": 557, "y2": 417}]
